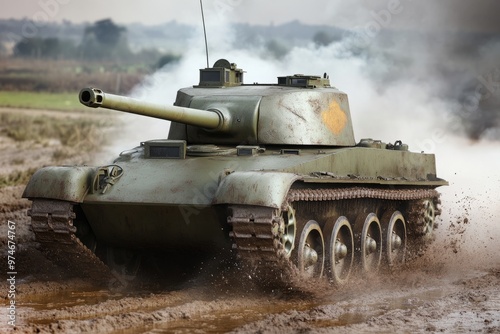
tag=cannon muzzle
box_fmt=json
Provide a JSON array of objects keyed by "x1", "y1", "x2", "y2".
[{"x1": 79, "y1": 87, "x2": 223, "y2": 129}]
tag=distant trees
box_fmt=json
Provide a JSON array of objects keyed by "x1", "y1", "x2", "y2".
[
  {"x1": 13, "y1": 38, "x2": 42, "y2": 58},
  {"x1": 13, "y1": 37, "x2": 76, "y2": 59},
  {"x1": 80, "y1": 19, "x2": 131, "y2": 60},
  {"x1": 10, "y1": 18, "x2": 181, "y2": 68},
  {"x1": 85, "y1": 19, "x2": 125, "y2": 46},
  {"x1": 13, "y1": 18, "x2": 131, "y2": 61}
]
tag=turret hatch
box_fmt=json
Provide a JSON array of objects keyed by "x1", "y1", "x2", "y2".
[
  {"x1": 277, "y1": 74, "x2": 331, "y2": 88},
  {"x1": 197, "y1": 59, "x2": 244, "y2": 88}
]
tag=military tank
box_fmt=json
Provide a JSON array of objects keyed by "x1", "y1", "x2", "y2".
[{"x1": 23, "y1": 59, "x2": 447, "y2": 288}]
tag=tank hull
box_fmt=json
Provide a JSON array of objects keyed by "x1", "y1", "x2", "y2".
[
  {"x1": 24, "y1": 145, "x2": 445, "y2": 251},
  {"x1": 80, "y1": 204, "x2": 229, "y2": 250}
]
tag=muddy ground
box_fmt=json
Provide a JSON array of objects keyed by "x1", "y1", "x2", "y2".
[{"x1": 1, "y1": 107, "x2": 500, "y2": 333}]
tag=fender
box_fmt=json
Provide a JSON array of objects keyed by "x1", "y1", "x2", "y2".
[
  {"x1": 22, "y1": 166, "x2": 94, "y2": 203},
  {"x1": 213, "y1": 171, "x2": 301, "y2": 208}
]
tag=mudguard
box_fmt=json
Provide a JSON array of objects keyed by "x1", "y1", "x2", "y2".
[
  {"x1": 22, "y1": 166, "x2": 94, "y2": 203},
  {"x1": 213, "y1": 171, "x2": 300, "y2": 208}
]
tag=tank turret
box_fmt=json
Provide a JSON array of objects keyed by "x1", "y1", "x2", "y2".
[{"x1": 79, "y1": 59, "x2": 356, "y2": 146}]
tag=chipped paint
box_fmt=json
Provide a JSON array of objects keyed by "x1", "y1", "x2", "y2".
[{"x1": 321, "y1": 100, "x2": 347, "y2": 135}]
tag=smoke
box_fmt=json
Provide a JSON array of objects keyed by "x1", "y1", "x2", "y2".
[{"x1": 112, "y1": 1, "x2": 500, "y2": 270}]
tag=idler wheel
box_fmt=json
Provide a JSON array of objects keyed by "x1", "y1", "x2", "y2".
[
  {"x1": 382, "y1": 210, "x2": 407, "y2": 267},
  {"x1": 356, "y1": 213, "x2": 382, "y2": 274},
  {"x1": 323, "y1": 216, "x2": 354, "y2": 286},
  {"x1": 296, "y1": 220, "x2": 325, "y2": 278}
]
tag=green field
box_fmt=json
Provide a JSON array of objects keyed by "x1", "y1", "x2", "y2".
[{"x1": 0, "y1": 91, "x2": 87, "y2": 111}]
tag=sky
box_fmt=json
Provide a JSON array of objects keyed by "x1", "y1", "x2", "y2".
[{"x1": 2, "y1": 0, "x2": 500, "y2": 33}]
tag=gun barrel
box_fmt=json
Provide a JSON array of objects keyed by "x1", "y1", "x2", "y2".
[{"x1": 79, "y1": 87, "x2": 222, "y2": 129}]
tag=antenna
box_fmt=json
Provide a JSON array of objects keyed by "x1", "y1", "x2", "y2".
[{"x1": 200, "y1": 0, "x2": 210, "y2": 68}]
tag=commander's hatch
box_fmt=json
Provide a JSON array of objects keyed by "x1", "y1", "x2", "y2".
[{"x1": 196, "y1": 59, "x2": 244, "y2": 88}]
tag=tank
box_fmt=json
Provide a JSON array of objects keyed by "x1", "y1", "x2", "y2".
[{"x1": 23, "y1": 59, "x2": 447, "y2": 288}]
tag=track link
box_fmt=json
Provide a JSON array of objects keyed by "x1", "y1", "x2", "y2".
[
  {"x1": 28, "y1": 199, "x2": 119, "y2": 287},
  {"x1": 228, "y1": 206, "x2": 299, "y2": 287},
  {"x1": 228, "y1": 186, "x2": 441, "y2": 288}
]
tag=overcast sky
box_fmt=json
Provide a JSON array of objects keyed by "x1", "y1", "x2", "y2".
[{"x1": 2, "y1": 0, "x2": 500, "y2": 33}]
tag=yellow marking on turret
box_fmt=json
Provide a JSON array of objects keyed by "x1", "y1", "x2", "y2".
[{"x1": 321, "y1": 100, "x2": 347, "y2": 135}]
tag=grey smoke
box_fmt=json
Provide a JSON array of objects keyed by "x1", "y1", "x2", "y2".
[{"x1": 333, "y1": 0, "x2": 500, "y2": 140}]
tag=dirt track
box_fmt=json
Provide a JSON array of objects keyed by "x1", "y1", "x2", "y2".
[{"x1": 1, "y1": 108, "x2": 499, "y2": 333}]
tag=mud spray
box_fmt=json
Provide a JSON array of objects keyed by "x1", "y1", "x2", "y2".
[{"x1": 107, "y1": 1, "x2": 500, "y2": 283}]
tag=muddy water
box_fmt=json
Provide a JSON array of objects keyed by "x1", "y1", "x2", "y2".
[
  {"x1": 8, "y1": 266, "x2": 495, "y2": 333},
  {"x1": 139, "y1": 299, "x2": 316, "y2": 333},
  {"x1": 20, "y1": 289, "x2": 122, "y2": 311}
]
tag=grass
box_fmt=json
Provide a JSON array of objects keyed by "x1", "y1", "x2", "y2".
[
  {"x1": 0, "y1": 91, "x2": 87, "y2": 111},
  {"x1": 0, "y1": 109, "x2": 116, "y2": 189},
  {"x1": 0, "y1": 111, "x2": 115, "y2": 189},
  {"x1": 0, "y1": 168, "x2": 38, "y2": 188},
  {"x1": 0, "y1": 112, "x2": 109, "y2": 148},
  {"x1": 0, "y1": 58, "x2": 145, "y2": 94}
]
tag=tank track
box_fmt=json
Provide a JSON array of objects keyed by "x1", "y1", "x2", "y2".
[
  {"x1": 28, "y1": 199, "x2": 120, "y2": 287},
  {"x1": 228, "y1": 186, "x2": 440, "y2": 288},
  {"x1": 228, "y1": 205, "x2": 299, "y2": 287}
]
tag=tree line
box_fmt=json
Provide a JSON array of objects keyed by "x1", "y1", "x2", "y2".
[{"x1": 12, "y1": 18, "x2": 180, "y2": 67}]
